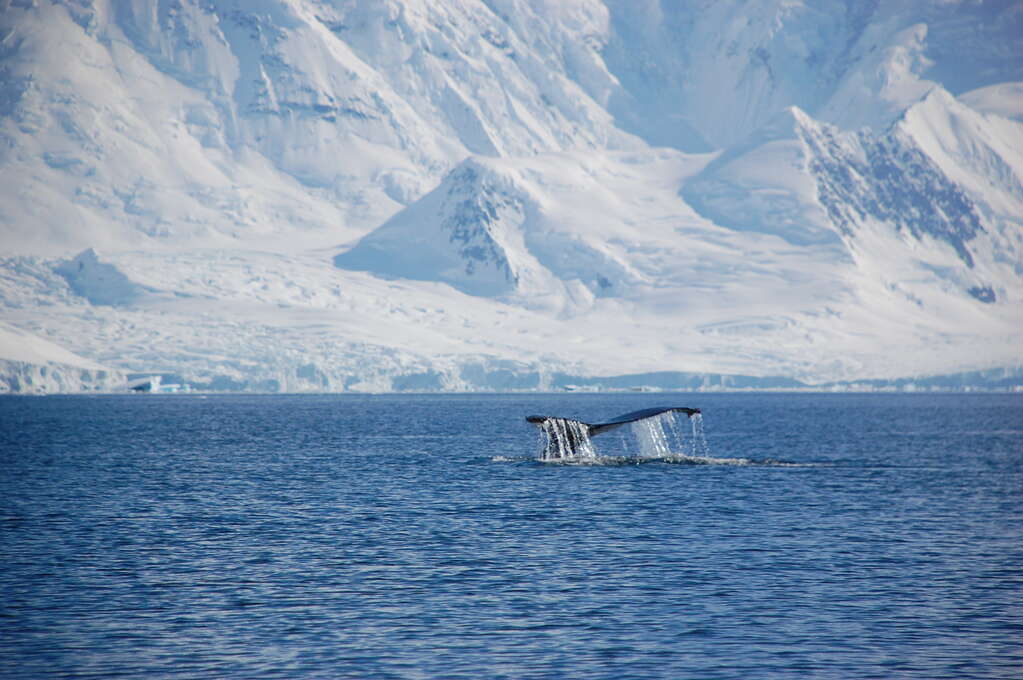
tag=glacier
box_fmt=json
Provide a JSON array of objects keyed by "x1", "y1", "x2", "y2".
[{"x1": 0, "y1": 0, "x2": 1021, "y2": 392}]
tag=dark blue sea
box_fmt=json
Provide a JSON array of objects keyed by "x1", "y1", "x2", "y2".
[{"x1": 1, "y1": 392, "x2": 1021, "y2": 679}]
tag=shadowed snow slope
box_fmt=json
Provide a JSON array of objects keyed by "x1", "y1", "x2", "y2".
[{"x1": 1, "y1": 0, "x2": 1021, "y2": 391}]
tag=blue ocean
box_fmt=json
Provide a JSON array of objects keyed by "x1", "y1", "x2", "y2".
[{"x1": 1, "y1": 392, "x2": 1021, "y2": 679}]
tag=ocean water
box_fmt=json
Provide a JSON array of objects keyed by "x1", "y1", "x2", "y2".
[{"x1": 1, "y1": 392, "x2": 1020, "y2": 679}]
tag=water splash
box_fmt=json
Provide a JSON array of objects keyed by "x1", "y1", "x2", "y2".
[
  {"x1": 534, "y1": 410, "x2": 711, "y2": 463},
  {"x1": 632, "y1": 412, "x2": 674, "y2": 457},
  {"x1": 689, "y1": 413, "x2": 710, "y2": 458},
  {"x1": 535, "y1": 418, "x2": 596, "y2": 461},
  {"x1": 629, "y1": 411, "x2": 712, "y2": 459}
]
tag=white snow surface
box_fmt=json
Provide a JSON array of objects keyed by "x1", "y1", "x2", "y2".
[
  {"x1": 0, "y1": 321, "x2": 106, "y2": 370},
  {"x1": 1, "y1": 0, "x2": 1021, "y2": 391},
  {"x1": 0, "y1": 320, "x2": 124, "y2": 393}
]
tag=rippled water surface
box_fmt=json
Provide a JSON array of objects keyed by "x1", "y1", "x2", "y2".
[{"x1": 2, "y1": 392, "x2": 1021, "y2": 679}]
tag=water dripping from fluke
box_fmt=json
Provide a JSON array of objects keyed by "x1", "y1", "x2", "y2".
[{"x1": 525, "y1": 407, "x2": 709, "y2": 464}]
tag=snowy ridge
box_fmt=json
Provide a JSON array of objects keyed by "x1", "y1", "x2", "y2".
[
  {"x1": 799, "y1": 103, "x2": 985, "y2": 265},
  {"x1": 0, "y1": 321, "x2": 125, "y2": 393},
  {"x1": 334, "y1": 153, "x2": 659, "y2": 307},
  {"x1": 335, "y1": 158, "x2": 530, "y2": 297},
  {"x1": 1, "y1": 1, "x2": 1022, "y2": 391}
]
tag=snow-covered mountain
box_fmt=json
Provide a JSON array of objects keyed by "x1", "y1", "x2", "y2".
[{"x1": 1, "y1": 0, "x2": 1021, "y2": 392}]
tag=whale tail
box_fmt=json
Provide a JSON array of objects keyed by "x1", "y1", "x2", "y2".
[{"x1": 526, "y1": 407, "x2": 701, "y2": 459}]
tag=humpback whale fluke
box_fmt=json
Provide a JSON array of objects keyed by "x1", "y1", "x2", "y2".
[{"x1": 526, "y1": 407, "x2": 701, "y2": 459}]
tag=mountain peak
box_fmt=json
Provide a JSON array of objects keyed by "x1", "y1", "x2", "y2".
[{"x1": 334, "y1": 156, "x2": 533, "y2": 297}]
